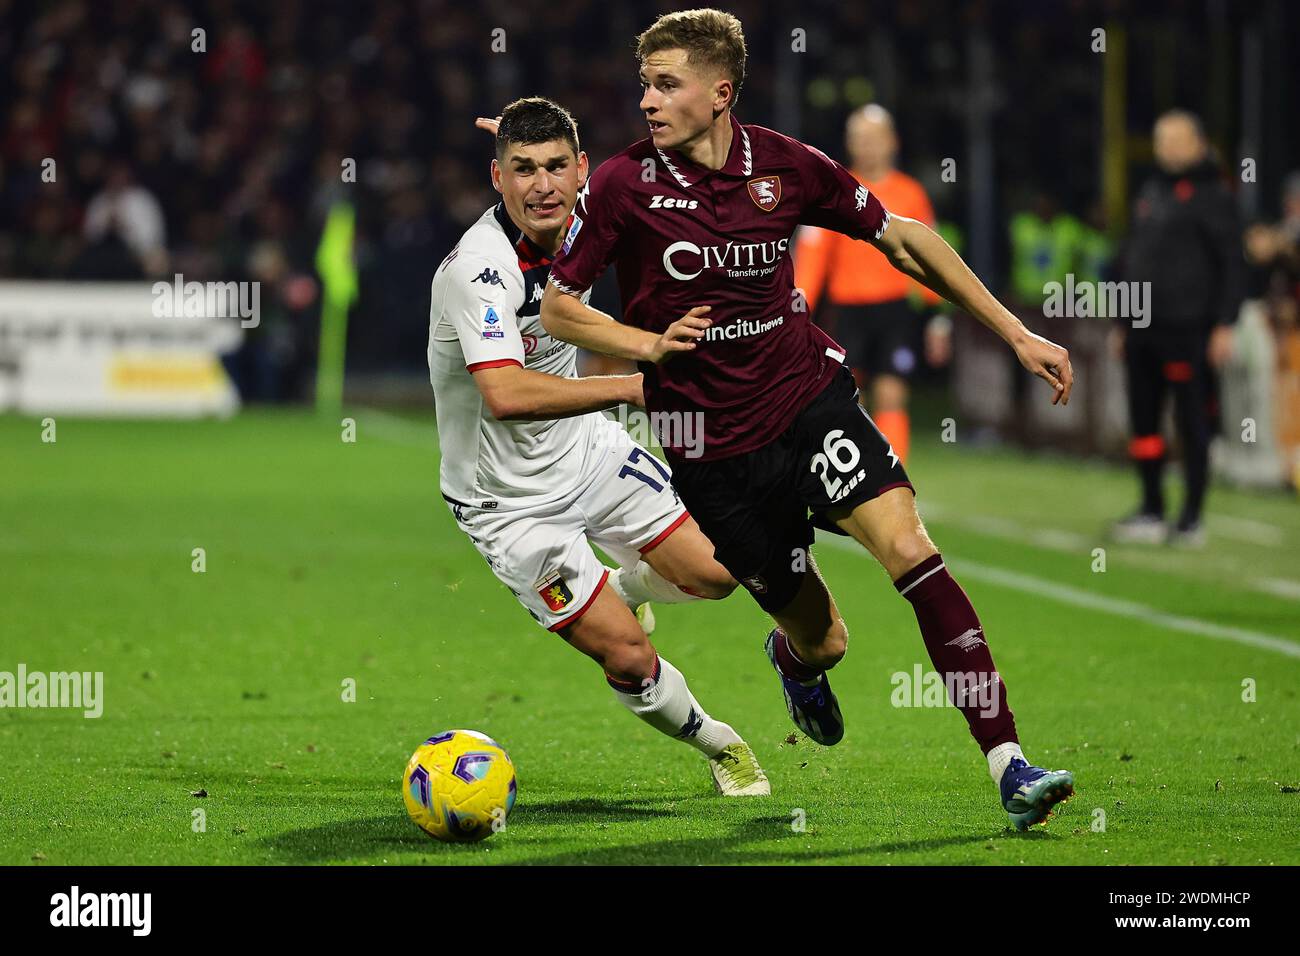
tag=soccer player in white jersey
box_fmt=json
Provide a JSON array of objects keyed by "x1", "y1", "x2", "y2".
[{"x1": 428, "y1": 97, "x2": 768, "y2": 796}]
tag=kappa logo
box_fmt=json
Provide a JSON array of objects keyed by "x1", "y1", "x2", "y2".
[
  {"x1": 649, "y1": 195, "x2": 699, "y2": 210},
  {"x1": 855, "y1": 184, "x2": 870, "y2": 211},
  {"x1": 530, "y1": 284, "x2": 543, "y2": 302},
  {"x1": 946, "y1": 627, "x2": 986, "y2": 652},
  {"x1": 472, "y1": 267, "x2": 503, "y2": 286},
  {"x1": 747, "y1": 176, "x2": 782, "y2": 211},
  {"x1": 675, "y1": 707, "x2": 704, "y2": 739}
]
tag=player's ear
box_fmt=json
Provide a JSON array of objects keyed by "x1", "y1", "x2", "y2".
[
  {"x1": 577, "y1": 150, "x2": 589, "y2": 186},
  {"x1": 490, "y1": 158, "x2": 503, "y2": 195},
  {"x1": 714, "y1": 78, "x2": 734, "y2": 113}
]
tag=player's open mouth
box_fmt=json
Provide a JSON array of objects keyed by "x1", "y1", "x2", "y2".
[
  {"x1": 648, "y1": 120, "x2": 668, "y2": 132},
  {"x1": 527, "y1": 201, "x2": 562, "y2": 216}
]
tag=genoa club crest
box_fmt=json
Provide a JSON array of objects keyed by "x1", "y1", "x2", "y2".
[
  {"x1": 536, "y1": 571, "x2": 573, "y2": 612},
  {"x1": 747, "y1": 176, "x2": 781, "y2": 212}
]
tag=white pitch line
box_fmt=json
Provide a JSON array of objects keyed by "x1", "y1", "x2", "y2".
[
  {"x1": 1205, "y1": 514, "x2": 1285, "y2": 547},
  {"x1": 919, "y1": 500, "x2": 1300, "y2": 603},
  {"x1": 816, "y1": 533, "x2": 1300, "y2": 660},
  {"x1": 1257, "y1": 578, "x2": 1300, "y2": 601},
  {"x1": 354, "y1": 408, "x2": 438, "y2": 450}
]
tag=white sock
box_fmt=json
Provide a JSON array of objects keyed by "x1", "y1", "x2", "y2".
[
  {"x1": 609, "y1": 656, "x2": 741, "y2": 758},
  {"x1": 608, "y1": 561, "x2": 702, "y2": 609},
  {"x1": 987, "y1": 741, "x2": 1026, "y2": 783}
]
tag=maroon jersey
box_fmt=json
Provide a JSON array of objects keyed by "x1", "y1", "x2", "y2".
[{"x1": 548, "y1": 113, "x2": 891, "y2": 462}]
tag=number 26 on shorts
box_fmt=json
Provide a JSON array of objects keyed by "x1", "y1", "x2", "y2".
[{"x1": 809, "y1": 429, "x2": 861, "y2": 500}]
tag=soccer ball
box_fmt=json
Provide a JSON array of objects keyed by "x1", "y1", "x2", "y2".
[{"x1": 402, "y1": 730, "x2": 516, "y2": 842}]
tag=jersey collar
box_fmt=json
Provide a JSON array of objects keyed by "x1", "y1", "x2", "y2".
[
  {"x1": 654, "y1": 113, "x2": 753, "y2": 189},
  {"x1": 492, "y1": 202, "x2": 553, "y2": 267}
]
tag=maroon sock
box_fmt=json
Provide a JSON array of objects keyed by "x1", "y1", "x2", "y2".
[
  {"x1": 771, "y1": 629, "x2": 822, "y2": 683},
  {"x1": 893, "y1": 553, "x2": 1018, "y2": 754}
]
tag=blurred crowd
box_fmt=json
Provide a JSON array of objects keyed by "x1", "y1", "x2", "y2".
[{"x1": 1, "y1": 0, "x2": 1297, "y2": 410}]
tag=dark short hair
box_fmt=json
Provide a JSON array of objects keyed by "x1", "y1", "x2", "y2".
[
  {"x1": 636, "y1": 8, "x2": 747, "y2": 109},
  {"x1": 495, "y1": 97, "x2": 580, "y2": 162}
]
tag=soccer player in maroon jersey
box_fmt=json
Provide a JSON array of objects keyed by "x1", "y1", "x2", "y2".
[{"x1": 540, "y1": 8, "x2": 1075, "y2": 828}]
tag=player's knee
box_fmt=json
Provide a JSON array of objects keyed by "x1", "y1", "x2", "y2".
[
  {"x1": 681, "y1": 564, "x2": 737, "y2": 600},
  {"x1": 888, "y1": 528, "x2": 937, "y2": 576},
  {"x1": 600, "y1": 629, "x2": 657, "y2": 683}
]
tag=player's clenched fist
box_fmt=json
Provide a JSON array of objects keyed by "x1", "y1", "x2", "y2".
[
  {"x1": 1013, "y1": 329, "x2": 1074, "y2": 405},
  {"x1": 622, "y1": 372, "x2": 646, "y2": 408},
  {"x1": 649, "y1": 306, "x2": 712, "y2": 364}
]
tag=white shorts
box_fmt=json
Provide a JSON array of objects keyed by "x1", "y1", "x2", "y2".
[{"x1": 447, "y1": 417, "x2": 689, "y2": 631}]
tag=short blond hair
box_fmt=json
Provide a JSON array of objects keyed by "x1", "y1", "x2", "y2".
[{"x1": 636, "y1": 8, "x2": 747, "y2": 108}]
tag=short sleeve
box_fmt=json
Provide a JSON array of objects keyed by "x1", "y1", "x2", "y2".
[
  {"x1": 441, "y1": 258, "x2": 526, "y2": 372},
  {"x1": 797, "y1": 141, "x2": 891, "y2": 242},
  {"x1": 548, "y1": 160, "x2": 624, "y2": 297}
]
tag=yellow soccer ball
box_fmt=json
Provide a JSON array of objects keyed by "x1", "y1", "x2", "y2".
[{"x1": 402, "y1": 730, "x2": 516, "y2": 842}]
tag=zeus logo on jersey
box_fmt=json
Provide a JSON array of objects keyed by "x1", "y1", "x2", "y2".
[
  {"x1": 481, "y1": 304, "x2": 504, "y2": 339},
  {"x1": 648, "y1": 195, "x2": 699, "y2": 210},
  {"x1": 473, "y1": 267, "x2": 503, "y2": 286},
  {"x1": 662, "y1": 238, "x2": 790, "y2": 281}
]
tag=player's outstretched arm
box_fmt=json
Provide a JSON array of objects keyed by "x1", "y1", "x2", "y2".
[
  {"x1": 541, "y1": 283, "x2": 712, "y2": 364},
  {"x1": 872, "y1": 216, "x2": 1074, "y2": 405},
  {"x1": 472, "y1": 363, "x2": 643, "y2": 422}
]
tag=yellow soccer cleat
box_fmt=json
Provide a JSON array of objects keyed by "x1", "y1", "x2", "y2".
[{"x1": 709, "y1": 741, "x2": 771, "y2": 796}]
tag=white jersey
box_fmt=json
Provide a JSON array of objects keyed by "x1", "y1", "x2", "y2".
[{"x1": 429, "y1": 204, "x2": 599, "y2": 507}]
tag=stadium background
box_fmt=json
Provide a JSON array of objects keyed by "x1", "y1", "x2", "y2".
[
  {"x1": 3, "y1": 1, "x2": 1299, "y2": 867},
  {"x1": 3, "y1": 1, "x2": 1299, "y2": 454}
]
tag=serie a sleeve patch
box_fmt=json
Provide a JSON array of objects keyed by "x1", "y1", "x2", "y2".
[{"x1": 481, "y1": 303, "x2": 505, "y2": 339}]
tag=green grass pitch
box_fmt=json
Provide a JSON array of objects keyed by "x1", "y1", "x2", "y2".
[{"x1": 2, "y1": 409, "x2": 1298, "y2": 865}]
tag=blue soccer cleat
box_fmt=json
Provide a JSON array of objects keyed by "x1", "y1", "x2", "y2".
[
  {"x1": 764, "y1": 629, "x2": 844, "y2": 745},
  {"x1": 1000, "y1": 757, "x2": 1075, "y2": 830}
]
